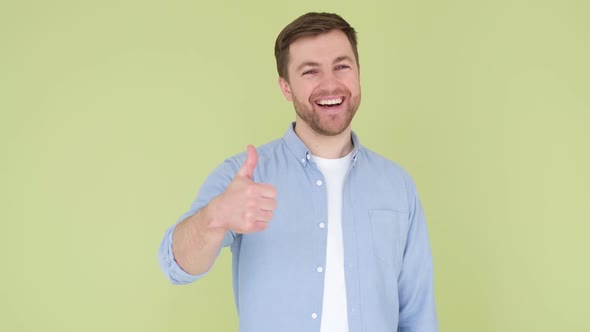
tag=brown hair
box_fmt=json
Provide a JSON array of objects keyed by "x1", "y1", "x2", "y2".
[{"x1": 274, "y1": 12, "x2": 359, "y2": 81}]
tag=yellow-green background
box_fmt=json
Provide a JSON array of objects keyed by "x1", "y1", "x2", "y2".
[{"x1": 1, "y1": 0, "x2": 588, "y2": 331}]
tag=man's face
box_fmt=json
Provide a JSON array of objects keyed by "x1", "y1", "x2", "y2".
[{"x1": 279, "y1": 29, "x2": 361, "y2": 136}]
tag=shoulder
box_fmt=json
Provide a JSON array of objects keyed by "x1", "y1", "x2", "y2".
[
  {"x1": 359, "y1": 146, "x2": 410, "y2": 177},
  {"x1": 225, "y1": 137, "x2": 283, "y2": 166},
  {"x1": 223, "y1": 137, "x2": 286, "y2": 179},
  {"x1": 358, "y1": 145, "x2": 417, "y2": 193}
]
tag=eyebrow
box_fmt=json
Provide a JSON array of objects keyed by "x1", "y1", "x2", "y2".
[
  {"x1": 333, "y1": 55, "x2": 354, "y2": 64},
  {"x1": 296, "y1": 61, "x2": 320, "y2": 72},
  {"x1": 295, "y1": 55, "x2": 355, "y2": 72}
]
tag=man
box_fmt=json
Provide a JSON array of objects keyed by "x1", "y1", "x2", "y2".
[{"x1": 159, "y1": 12, "x2": 437, "y2": 332}]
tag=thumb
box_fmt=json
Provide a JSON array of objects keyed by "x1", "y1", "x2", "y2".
[{"x1": 236, "y1": 144, "x2": 258, "y2": 180}]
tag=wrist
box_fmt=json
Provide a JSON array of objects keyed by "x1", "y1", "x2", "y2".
[{"x1": 203, "y1": 198, "x2": 228, "y2": 232}]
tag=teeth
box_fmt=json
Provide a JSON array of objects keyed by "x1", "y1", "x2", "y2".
[{"x1": 317, "y1": 98, "x2": 343, "y2": 106}]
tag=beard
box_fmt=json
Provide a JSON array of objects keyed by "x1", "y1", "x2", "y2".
[{"x1": 292, "y1": 89, "x2": 360, "y2": 136}]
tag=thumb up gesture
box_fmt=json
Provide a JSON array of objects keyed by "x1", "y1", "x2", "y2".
[{"x1": 210, "y1": 145, "x2": 278, "y2": 233}]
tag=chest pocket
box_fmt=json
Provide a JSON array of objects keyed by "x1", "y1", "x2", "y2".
[{"x1": 369, "y1": 209, "x2": 409, "y2": 268}]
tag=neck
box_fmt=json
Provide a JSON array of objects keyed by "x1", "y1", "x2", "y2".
[{"x1": 294, "y1": 119, "x2": 354, "y2": 159}]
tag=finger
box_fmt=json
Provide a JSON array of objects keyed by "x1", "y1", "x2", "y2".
[
  {"x1": 250, "y1": 221, "x2": 269, "y2": 232},
  {"x1": 236, "y1": 144, "x2": 258, "y2": 180},
  {"x1": 255, "y1": 209, "x2": 274, "y2": 223},
  {"x1": 257, "y1": 197, "x2": 277, "y2": 212},
  {"x1": 255, "y1": 183, "x2": 278, "y2": 199}
]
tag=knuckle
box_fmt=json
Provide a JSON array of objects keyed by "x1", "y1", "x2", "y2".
[
  {"x1": 244, "y1": 211, "x2": 254, "y2": 222},
  {"x1": 246, "y1": 185, "x2": 257, "y2": 196},
  {"x1": 245, "y1": 200, "x2": 256, "y2": 209}
]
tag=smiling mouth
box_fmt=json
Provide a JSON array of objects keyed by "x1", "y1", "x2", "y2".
[{"x1": 315, "y1": 97, "x2": 344, "y2": 109}]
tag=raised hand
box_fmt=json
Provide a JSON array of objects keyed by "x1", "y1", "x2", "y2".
[{"x1": 210, "y1": 145, "x2": 278, "y2": 233}]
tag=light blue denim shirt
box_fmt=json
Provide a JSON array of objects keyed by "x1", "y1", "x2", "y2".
[{"x1": 159, "y1": 124, "x2": 438, "y2": 332}]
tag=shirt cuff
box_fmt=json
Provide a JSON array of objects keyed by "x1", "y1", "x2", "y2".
[{"x1": 158, "y1": 223, "x2": 207, "y2": 284}]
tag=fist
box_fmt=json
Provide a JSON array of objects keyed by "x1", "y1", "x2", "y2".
[{"x1": 210, "y1": 145, "x2": 278, "y2": 233}]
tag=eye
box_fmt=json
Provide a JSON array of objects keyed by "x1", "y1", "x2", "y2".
[
  {"x1": 302, "y1": 69, "x2": 317, "y2": 76},
  {"x1": 335, "y1": 64, "x2": 350, "y2": 70}
]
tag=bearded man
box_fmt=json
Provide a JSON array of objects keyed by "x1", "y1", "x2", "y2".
[{"x1": 159, "y1": 12, "x2": 438, "y2": 332}]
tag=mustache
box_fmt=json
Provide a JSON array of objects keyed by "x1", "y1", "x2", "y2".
[{"x1": 310, "y1": 88, "x2": 349, "y2": 100}]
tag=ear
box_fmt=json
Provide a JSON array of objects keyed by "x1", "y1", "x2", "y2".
[{"x1": 278, "y1": 77, "x2": 293, "y2": 102}]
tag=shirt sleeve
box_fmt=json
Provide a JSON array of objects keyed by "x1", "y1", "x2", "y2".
[
  {"x1": 397, "y1": 172, "x2": 438, "y2": 332},
  {"x1": 157, "y1": 158, "x2": 240, "y2": 285}
]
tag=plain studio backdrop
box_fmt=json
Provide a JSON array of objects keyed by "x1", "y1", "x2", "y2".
[{"x1": 1, "y1": 0, "x2": 588, "y2": 331}]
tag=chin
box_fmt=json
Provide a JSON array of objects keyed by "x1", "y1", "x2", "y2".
[{"x1": 314, "y1": 121, "x2": 352, "y2": 136}]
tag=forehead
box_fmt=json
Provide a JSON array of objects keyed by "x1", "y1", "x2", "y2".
[{"x1": 288, "y1": 29, "x2": 355, "y2": 66}]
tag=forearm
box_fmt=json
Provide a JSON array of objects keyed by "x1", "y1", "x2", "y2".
[
  {"x1": 172, "y1": 201, "x2": 228, "y2": 276},
  {"x1": 159, "y1": 147, "x2": 275, "y2": 282}
]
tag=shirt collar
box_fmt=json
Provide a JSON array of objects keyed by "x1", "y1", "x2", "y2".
[{"x1": 282, "y1": 122, "x2": 362, "y2": 167}]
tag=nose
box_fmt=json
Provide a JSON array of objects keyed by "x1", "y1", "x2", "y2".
[{"x1": 318, "y1": 70, "x2": 342, "y2": 92}]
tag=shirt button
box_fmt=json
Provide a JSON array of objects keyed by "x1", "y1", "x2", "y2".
[
  {"x1": 311, "y1": 313, "x2": 318, "y2": 319},
  {"x1": 306, "y1": 154, "x2": 311, "y2": 160},
  {"x1": 316, "y1": 180, "x2": 323, "y2": 186},
  {"x1": 317, "y1": 267, "x2": 323, "y2": 273},
  {"x1": 319, "y1": 222, "x2": 325, "y2": 229}
]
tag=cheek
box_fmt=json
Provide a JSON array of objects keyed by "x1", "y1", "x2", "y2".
[
  {"x1": 292, "y1": 84, "x2": 314, "y2": 103},
  {"x1": 347, "y1": 73, "x2": 360, "y2": 87},
  {"x1": 347, "y1": 79, "x2": 361, "y2": 96}
]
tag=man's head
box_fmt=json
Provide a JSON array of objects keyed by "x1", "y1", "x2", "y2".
[
  {"x1": 274, "y1": 12, "x2": 359, "y2": 82},
  {"x1": 275, "y1": 12, "x2": 361, "y2": 137}
]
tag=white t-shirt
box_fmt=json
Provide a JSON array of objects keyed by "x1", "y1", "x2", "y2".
[{"x1": 312, "y1": 151, "x2": 353, "y2": 332}]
